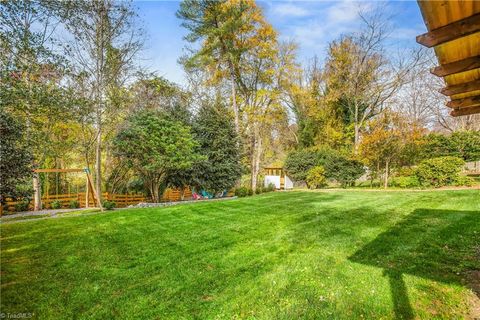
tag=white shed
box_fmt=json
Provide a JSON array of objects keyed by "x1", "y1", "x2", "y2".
[{"x1": 264, "y1": 167, "x2": 293, "y2": 190}]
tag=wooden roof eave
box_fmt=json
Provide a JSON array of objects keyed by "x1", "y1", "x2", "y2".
[{"x1": 416, "y1": 1, "x2": 480, "y2": 117}]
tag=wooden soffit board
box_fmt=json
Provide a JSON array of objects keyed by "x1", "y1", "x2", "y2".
[{"x1": 416, "y1": 1, "x2": 480, "y2": 116}]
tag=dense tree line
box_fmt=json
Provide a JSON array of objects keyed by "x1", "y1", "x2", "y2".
[{"x1": 1, "y1": 0, "x2": 479, "y2": 204}]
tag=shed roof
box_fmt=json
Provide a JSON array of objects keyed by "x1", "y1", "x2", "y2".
[{"x1": 416, "y1": 1, "x2": 480, "y2": 117}]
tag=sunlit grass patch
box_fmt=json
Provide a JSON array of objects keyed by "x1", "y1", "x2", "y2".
[{"x1": 1, "y1": 190, "x2": 479, "y2": 319}]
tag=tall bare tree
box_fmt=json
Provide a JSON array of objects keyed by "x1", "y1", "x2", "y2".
[
  {"x1": 239, "y1": 40, "x2": 297, "y2": 189},
  {"x1": 61, "y1": 0, "x2": 143, "y2": 198},
  {"x1": 391, "y1": 51, "x2": 440, "y2": 128},
  {"x1": 325, "y1": 7, "x2": 421, "y2": 152},
  {"x1": 391, "y1": 50, "x2": 480, "y2": 132}
]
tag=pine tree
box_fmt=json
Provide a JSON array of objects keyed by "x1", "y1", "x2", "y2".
[{"x1": 193, "y1": 102, "x2": 242, "y2": 194}]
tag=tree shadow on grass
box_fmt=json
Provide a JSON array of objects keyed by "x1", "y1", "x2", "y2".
[{"x1": 349, "y1": 209, "x2": 480, "y2": 319}]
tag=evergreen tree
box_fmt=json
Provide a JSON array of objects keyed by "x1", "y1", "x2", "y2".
[
  {"x1": 113, "y1": 111, "x2": 199, "y2": 202},
  {"x1": 193, "y1": 102, "x2": 241, "y2": 194},
  {"x1": 0, "y1": 109, "x2": 33, "y2": 204}
]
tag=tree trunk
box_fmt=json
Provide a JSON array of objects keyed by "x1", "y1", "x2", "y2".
[
  {"x1": 254, "y1": 137, "x2": 262, "y2": 189},
  {"x1": 33, "y1": 172, "x2": 42, "y2": 211},
  {"x1": 230, "y1": 69, "x2": 240, "y2": 135},
  {"x1": 250, "y1": 128, "x2": 262, "y2": 190},
  {"x1": 250, "y1": 135, "x2": 257, "y2": 190},
  {"x1": 150, "y1": 181, "x2": 159, "y2": 203},
  {"x1": 153, "y1": 185, "x2": 159, "y2": 203},
  {"x1": 354, "y1": 122, "x2": 360, "y2": 153},
  {"x1": 105, "y1": 143, "x2": 112, "y2": 192},
  {"x1": 384, "y1": 160, "x2": 389, "y2": 189},
  {"x1": 95, "y1": 120, "x2": 102, "y2": 201},
  {"x1": 354, "y1": 101, "x2": 360, "y2": 154},
  {"x1": 85, "y1": 178, "x2": 89, "y2": 208},
  {"x1": 149, "y1": 174, "x2": 165, "y2": 203},
  {"x1": 376, "y1": 162, "x2": 380, "y2": 188},
  {"x1": 94, "y1": 3, "x2": 105, "y2": 202}
]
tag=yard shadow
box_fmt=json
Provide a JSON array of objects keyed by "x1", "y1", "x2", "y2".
[{"x1": 349, "y1": 209, "x2": 480, "y2": 319}]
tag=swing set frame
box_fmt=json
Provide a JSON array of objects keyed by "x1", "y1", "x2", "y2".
[{"x1": 33, "y1": 168, "x2": 103, "y2": 211}]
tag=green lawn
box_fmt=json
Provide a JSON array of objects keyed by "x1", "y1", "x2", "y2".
[{"x1": 1, "y1": 190, "x2": 479, "y2": 319}]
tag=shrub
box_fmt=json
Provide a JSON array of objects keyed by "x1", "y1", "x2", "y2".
[
  {"x1": 453, "y1": 175, "x2": 474, "y2": 187},
  {"x1": 102, "y1": 200, "x2": 116, "y2": 210},
  {"x1": 266, "y1": 183, "x2": 275, "y2": 192},
  {"x1": 255, "y1": 187, "x2": 263, "y2": 194},
  {"x1": 284, "y1": 148, "x2": 339, "y2": 183},
  {"x1": 69, "y1": 200, "x2": 80, "y2": 209},
  {"x1": 449, "y1": 131, "x2": 480, "y2": 161},
  {"x1": 306, "y1": 166, "x2": 327, "y2": 189},
  {"x1": 235, "y1": 187, "x2": 248, "y2": 197},
  {"x1": 15, "y1": 200, "x2": 30, "y2": 212},
  {"x1": 284, "y1": 149, "x2": 319, "y2": 182},
  {"x1": 234, "y1": 187, "x2": 256, "y2": 197},
  {"x1": 285, "y1": 148, "x2": 364, "y2": 187},
  {"x1": 396, "y1": 167, "x2": 415, "y2": 177},
  {"x1": 390, "y1": 176, "x2": 420, "y2": 188},
  {"x1": 415, "y1": 156, "x2": 465, "y2": 187},
  {"x1": 420, "y1": 131, "x2": 480, "y2": 162},
  {"x1": 324, "y1": 156, "x2": 365, "y2": 188},
  {"x1": 51, "y1": 200, "x2": 62, "y2": 209}
]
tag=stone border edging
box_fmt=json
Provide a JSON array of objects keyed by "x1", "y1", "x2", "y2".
[{"x1": 126, "y1": 196, "x2": 238, "y2": 209}]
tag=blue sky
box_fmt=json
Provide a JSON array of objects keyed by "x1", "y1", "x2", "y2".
[{"x1": 135, "y1": 0, "x2": 427, "y2": 85}]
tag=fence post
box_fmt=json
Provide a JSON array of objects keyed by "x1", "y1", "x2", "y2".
[{"x1": 85, "y1": 181, "x2": 89, "y2": 208}]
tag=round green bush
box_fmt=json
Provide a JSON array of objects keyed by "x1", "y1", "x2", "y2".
[
  {"x1": 306, "y1": 166, "x2": 327, "y2": 189},
  {"x1": 69, "y1": 200, "x2": 80, "y2": 209},
  {"x1": 51, "y1": 200, "x2": 62, "y2": 209},
  {"x1": 415, "y1": 156, "x2": 465, "y2": 187},
  {"x1": 234, "y1": 187, "x2": 254, "y2": 197},
  {"x1": 396, "y1": 167, "x2": 415, "y2": 177},
  {"x1": 102, "y1": 201, "x2": 116, "y2": 210},
  {"x1": 390, "y1": 176, "x2": 420, "y2": 188},
  {"x1": 255, "y1": 187, "x2": 263, "y2": 194},
  {"x1": 453, "y1": 175, "x2": 474, "y2": 187},
  {"x1": 324, "y1": 156, "x2": 365, "y2": 188},
  {"x1": 234, "y1": 187, "x2": 248, "y2": 197},
  {"x1": 15, "y1": 200, "x2": 30, "y2": 212},
  {"x1": 284, "y1": 149, "x2": 321, "y2": 182}
]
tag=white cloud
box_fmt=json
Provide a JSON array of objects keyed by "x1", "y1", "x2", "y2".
[
  {"x1": 281, "y1": 0, "x2": 370, "y2": 54},
  {"x1": 271, "y1": 3, "x2": 310, "y2": 17},
  {"x1": 327, "y1": 1, "x2": 364, "y2": 23}
]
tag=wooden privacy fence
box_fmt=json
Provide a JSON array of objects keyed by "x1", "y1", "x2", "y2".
[
  {"x1": 3, "y1": 192, "x2": 146, "y2": 213},
  {"x1": 162, "y1": 188, "x2": 193, "y2": 202},
  {"x1": 2, "y1": 187, "x2": 195, "y2": 213}
]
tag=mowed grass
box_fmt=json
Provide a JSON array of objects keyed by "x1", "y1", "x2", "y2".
[{"x1": 1, "y1": 190, "x2": 479, "y2": 319}]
